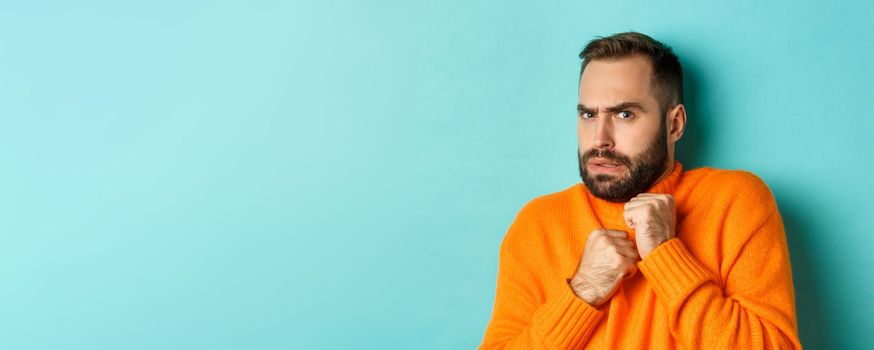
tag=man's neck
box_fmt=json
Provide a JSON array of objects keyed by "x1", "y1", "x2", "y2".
[{"x1": 651, "y1": 160, "x2": 676, "y2": 188}]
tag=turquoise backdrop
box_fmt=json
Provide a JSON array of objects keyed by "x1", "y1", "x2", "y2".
[{"x1": 1, "y1": 0, "x2": 871, "y2": 349}]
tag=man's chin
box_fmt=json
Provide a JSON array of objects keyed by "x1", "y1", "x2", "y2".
[
  {"x1": 583, "y1": 176, "x2": 635, "y2": 202},
  {"x1": 591, "y1": 173, "x2": 626, "y2": 183},
  {"x1": 589, "y1": 183, "x2": 619, "y2": 195}
]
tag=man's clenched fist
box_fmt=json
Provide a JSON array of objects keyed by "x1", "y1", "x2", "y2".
[
  {"x1": 623, "y1": 193, "x2": 677, "y2": 259},
  {"x1": 568, "y1": 229, "x2": 640, "y2": 307}
]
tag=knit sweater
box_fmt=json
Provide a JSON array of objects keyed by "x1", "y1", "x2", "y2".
[{"x1": 479, "y1": 161, "x2": 802, "y2": 349}]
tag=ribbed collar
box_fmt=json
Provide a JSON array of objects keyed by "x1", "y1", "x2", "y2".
[{"x1": 582, "y1": 161, "x2": 684, "y2": 232}]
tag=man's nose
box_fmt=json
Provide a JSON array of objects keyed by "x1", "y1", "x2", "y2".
[{"x1": 592, "y1": 117, "x2": 614, "y2": 149}]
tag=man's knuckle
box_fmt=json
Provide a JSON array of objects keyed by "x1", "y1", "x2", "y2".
[{"x1": 610, "y1": 260, "x2": 624, "y2": 270}]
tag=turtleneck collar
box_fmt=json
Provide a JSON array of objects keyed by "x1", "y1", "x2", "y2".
[{"x1": 582, "y1": 161, "x2": 684, "y2": 231}]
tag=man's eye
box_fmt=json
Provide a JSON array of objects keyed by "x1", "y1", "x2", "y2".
[
  {"x1": 616, "y1": 111, "x2": 633, "y2": 119},
  {"x1": 579, "y1": 112, "x2": 594, "y2": 119}
]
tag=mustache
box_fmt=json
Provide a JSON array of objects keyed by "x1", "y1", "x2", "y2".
[{"x1": 581, "y1": 148, "x2": 632, "y2": 167}]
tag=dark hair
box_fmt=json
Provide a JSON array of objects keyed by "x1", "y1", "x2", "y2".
[{"x1": 579, "y1": 32, "x2": 684, "y2": 111}]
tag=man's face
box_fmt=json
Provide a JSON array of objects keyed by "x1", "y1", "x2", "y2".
[{"x1": 577, "y1": 55, "x2": 670, "y2": 202}]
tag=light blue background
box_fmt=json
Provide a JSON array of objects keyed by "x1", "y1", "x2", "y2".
[{"x1": 1, "y1": 0, "x2": 871, "y2": 349}]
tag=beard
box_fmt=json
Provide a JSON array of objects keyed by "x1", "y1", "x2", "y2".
[{"x1": 578, "y1": 120, "x2": 669, "y2": 203}]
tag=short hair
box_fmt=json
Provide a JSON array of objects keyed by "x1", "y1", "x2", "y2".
[{"x1": 579, "y1": 32, "x2": 684, "y2": 112}]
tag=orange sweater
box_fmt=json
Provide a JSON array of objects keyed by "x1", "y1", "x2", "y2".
[{"x1": 479, "y1": 161, "x2": 802, "y2": 349}]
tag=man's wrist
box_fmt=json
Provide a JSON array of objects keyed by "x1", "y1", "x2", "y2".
[
  {"x1": 640, "y1": 235, "x2": 676, "y2": 259},
  {"x1": 567, "y1": 277, "x2": 599, "y2": 306}
]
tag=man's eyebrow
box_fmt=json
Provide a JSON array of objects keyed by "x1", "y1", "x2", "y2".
[{"x1": 577, "y1": 102, "x2": 648, "y2": 113}]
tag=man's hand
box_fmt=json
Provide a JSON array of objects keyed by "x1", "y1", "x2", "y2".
[
  {"x1": 623, "y1": 193, "x2": 677, "y2": 259},
  {"x1": 569, "y1": 229, "x2": 640, "y2": 307}
]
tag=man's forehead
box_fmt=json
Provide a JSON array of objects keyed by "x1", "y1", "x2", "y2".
[
  {"x1": 578, "y1": 56, "x2": 657, "y2": 106},
  {"x1": 581, "y1": 55, "x2": 654, "y2": 80}
]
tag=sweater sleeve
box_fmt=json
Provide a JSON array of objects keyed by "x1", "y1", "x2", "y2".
[
  {"x1": 638, "y1": 185, "x2": 802, "y2": 349},
  {"x1": 479, "y1": 205, "x2": 604, "y2": 349}
]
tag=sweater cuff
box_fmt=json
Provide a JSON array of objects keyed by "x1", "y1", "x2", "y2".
[
  {"x1": 638, "y1": 238, "x2": 715, "y2": 307},
  {"x1": 530, "y1": 279, "x2": 604, "y2": 348}
]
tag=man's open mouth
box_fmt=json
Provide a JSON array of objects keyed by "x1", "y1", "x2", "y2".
[{"x1": 589, "y1": 158, "x2": 624, "y2": 168}]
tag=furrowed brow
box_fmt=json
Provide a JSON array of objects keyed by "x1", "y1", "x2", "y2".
[
  {"x1": 578, "y1": 102, "x2": 647, "y2": 114},
  {"x1": 577, "y1": 104, "x2": 595, "y2": 114},
  {"x1": 603, "y1": 102, "x2": 647, "y2": 113}
]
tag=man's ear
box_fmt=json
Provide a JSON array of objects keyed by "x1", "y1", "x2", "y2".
[{"x1": 667, "y1": 104, "x2": 686, "y2": 143}]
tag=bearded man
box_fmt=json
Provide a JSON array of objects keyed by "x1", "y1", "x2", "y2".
[{"x1": 479, "y1": 32, "x2": 802, "y2": 349}]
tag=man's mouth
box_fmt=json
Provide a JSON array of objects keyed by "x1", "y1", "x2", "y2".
[
  {"x1": 588, "y1": 158, "x2": 626, "y2": 171},
  {"x1": 589, "y1": 158, "x2": 622, "y2": 166}
]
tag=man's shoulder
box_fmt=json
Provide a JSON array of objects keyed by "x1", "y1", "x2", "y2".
[
  {"x1": 682, "y1": 166, "x2": 776, "y2": 207},
  {"x1": 515, "y1": 183, "x2": 582, "y2": 218},
  {"x1": 500, "y1": 183, "x2": 582, "y2": 250}
]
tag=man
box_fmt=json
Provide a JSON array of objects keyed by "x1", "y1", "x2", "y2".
[{"x1": 479, "y1": 32, "x2": 802, "y2": 349}]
